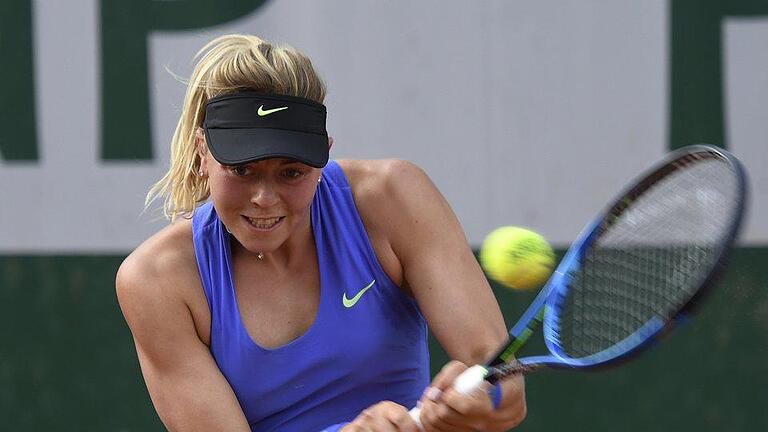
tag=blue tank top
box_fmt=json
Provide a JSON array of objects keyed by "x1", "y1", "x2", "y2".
[{"x1": 192, "y1": 161, "x2": 430, "y2": 431}]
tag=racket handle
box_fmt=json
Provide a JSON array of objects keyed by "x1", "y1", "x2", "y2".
[
  {"x1": 453, "y1": 365, "x2": 490, "y2": 394},
  {"x1": 408, "y1": 406, "x2": 424, "y2": 429},
  {"x1": 408, "y1": 365, "x2": 490, "y2": 429}
]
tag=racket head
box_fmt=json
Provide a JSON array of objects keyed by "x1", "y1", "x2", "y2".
[{"x1": 535, "y1": 145, "x2": 747, "y2": 370}]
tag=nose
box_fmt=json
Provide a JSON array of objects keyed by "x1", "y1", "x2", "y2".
[{"x1": 249, "y1": 179, "x2": 279, "y2": 208}]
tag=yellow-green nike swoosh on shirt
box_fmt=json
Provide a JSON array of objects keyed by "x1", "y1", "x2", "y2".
[
  {"x1": 343, "y1": 280, "x2": 376, "y2": 308},
  {"x1": 257, "y1": 105, "x2": 288, "y2": 116}
]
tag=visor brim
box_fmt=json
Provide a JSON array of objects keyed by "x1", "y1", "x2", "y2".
[{"x1": 205, "y1": 128, "x2": 329, "y2": 168}]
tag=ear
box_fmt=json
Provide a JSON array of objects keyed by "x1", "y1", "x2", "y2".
[
  {"x1": 328, "y1": 135, "x2": 334, "y2": 151},
  {"x1": 195, "y1": 127, "x2": 210, "y2": 174}
]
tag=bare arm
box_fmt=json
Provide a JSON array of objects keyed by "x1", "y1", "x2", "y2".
[
  {"x1": 348, "y1": 159, "x2": 526, "y2": 430},
  {"x1": 352, "y1": 159, "x2": 507, "y2": 363},
  {"x1": 116, "y1": 243, "x2": 250, "y2": 432}
]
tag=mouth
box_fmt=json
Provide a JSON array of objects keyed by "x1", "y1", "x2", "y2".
[{"x1": 243, "y1": 215, "x2": 286, "y2": 231}]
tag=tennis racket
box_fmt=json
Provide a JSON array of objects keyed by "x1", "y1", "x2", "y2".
[{"x1": 410, "y1": 144, "x2": 748, "y2": 424}]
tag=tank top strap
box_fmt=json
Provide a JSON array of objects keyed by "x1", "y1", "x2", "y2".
[
  {"x1": 192, "y1": 202, "x2": 237, "y2": 332},
  {"x1": 319, "y1": 159, "x2": 352, "y2": 190},
  {"x1": 313, "y1": 161, "x2": 405, "y2": 299}
]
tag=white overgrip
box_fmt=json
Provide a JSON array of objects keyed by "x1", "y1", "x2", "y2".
[{"x1": 408, "y1": 365, "x2": 490, "y2": 429}]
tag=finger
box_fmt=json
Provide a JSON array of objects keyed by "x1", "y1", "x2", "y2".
[
  {"x1": 354, "y1": 403, "x2": 399, "y2": 432},
  {"x1": 430, "y1": 361, "x2": 468, "y2": 392},
  {"x1": 372, "y1": 414, "x2": 398, "y2": 432},
  {"x1": 375, "y1": 401, "x2": 418, "y2": 432},
  {"x1": 384, "y1": 403, "x2": 421, "y2": 432},
  {"x1": 419, "y1": 397, "x2": 477, "y2": 432},
  {"x1": 440, "y1": 384, "x2": 494, "y2": 417},
  {"x1": 418, "y1": 385, "x2": 443, "y2": 407}
]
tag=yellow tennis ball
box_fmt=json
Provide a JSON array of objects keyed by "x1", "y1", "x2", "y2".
[{"x1": 480, "y1": 226, "x2": 555, "y2": 290}]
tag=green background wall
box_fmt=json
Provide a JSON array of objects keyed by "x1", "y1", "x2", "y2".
[{"x1": 1, "y1": 248, "x2": 765, "y2": 430}]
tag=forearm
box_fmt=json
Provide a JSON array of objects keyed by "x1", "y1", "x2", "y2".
[
  {"x1": 134, "y1": 340, "x2": 251, "y2": 432},
  {"x1": 150, "y1": 385, "x2": 250, "y2": 432}
]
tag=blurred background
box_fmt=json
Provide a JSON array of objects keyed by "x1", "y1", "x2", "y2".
[{"x1": 1, "y1": 0, "x2": 766, "y2": 430}]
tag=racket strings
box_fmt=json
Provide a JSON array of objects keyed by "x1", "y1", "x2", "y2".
[{"x1": 557, "y1": 157, "x2": 738, "y2": 360}]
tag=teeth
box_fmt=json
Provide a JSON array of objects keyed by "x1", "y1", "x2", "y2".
[{"x1": 247, "y1": 216, "x2": 281, "y2": 229}]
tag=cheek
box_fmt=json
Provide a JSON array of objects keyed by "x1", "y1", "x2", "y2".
[
  {"x1": 284, "y1": 181, "x2": 320, "y2": 212},
  {"x1": 208, "y1": 175, "x2": 248, "y2": 210}
]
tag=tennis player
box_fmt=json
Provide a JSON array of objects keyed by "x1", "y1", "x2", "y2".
[{"x1": 116, "y1": 34, "x2": 525, "y2": 431}]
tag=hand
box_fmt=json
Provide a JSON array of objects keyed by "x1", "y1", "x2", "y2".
[
  {"x1": 417, "y1": 361, "x2": 494, "y2": 432},
  {"x1": 342, "y1": 401, "x2": 420, "y2": 432},
  {"x1": 417, "y1": 361, "x2": 527, "y2": 432}
]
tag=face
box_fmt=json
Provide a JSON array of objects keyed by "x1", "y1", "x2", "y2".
[{"x1": 201, "y1": 152, "x2": 321, "y2": 256}]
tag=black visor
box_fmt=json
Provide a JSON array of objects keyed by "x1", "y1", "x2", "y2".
[{"x1": 203, "y1": 92, "x2": 329, "y2": 167}]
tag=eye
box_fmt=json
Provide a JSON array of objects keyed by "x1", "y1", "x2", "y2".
[
  {"x1": 229, "y1": 165, "x2": 250, "y2": 176},
  {"x1": 281, "y1": 167, "x2": 306, "y2": 179}
]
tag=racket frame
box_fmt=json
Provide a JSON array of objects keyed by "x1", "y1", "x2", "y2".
[
  {"x1": 486, "y1": 144, "x2": 748, "y2": 379},
  {"x1": 409, "y1": 145, "x2": 747, "y2": 426}
]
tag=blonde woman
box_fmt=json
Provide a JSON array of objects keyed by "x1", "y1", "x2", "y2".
[{"x1": 116, "y1": 34, "x2": 526, "y2": 432}]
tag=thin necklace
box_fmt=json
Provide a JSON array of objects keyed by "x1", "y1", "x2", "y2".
[{"x1": 224, "y1": 223, "x2": 264, "y2": 260}]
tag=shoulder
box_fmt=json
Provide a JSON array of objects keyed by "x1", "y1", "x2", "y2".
[
  {"x1": 115, "y1": 218, "x2": 208, "y2": 339},
  {"x1": 338, "y1": 158, "x2": 442, "y2": 219},
  {"x1": 337, "y1": 159, "x2": 436, "y2": 220},
  {"x1": 335, "y1": 159, "x2": 443, "y2": 288},
  {"x1": 337, "y1": 158, "x2": 430, "y2": 195},
  {"x1": 117, "y1": 218, "x2": 197, "y2": 292}
]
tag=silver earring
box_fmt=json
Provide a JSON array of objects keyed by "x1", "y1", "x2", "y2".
[
  {"x1": 317, "y1": 175, "x2": 322, "y2": 183},
  {"x1": 256, "y1": 252, "x2": 264, "y2": 260}
]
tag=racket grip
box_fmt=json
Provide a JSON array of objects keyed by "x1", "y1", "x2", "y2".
[
  {"x1": 408, "y1": 406, "x2": 424, "y2": 429},
  {"x1": 453, "y1": 365, "x2": 490, "y2": 394},
  {"x1": 408, "y1": 365, "x2": 489, "y2": 429}
]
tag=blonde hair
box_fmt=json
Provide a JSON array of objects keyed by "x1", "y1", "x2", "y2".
[{"x1": 146, "y1": 34, "x2": 327, "y2": 220}]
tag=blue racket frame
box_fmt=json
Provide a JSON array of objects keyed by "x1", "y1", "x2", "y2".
[{"x1": 494, "y1": 144, "x2": 748, "y2": 373}]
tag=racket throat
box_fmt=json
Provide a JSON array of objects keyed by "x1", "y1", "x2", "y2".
[
  {"x1": 489, "y1": 360, "x2": 543, "y2": 381},
  {"x1": 488, "y1": 308, "x2": 545, "y2": 366}
]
